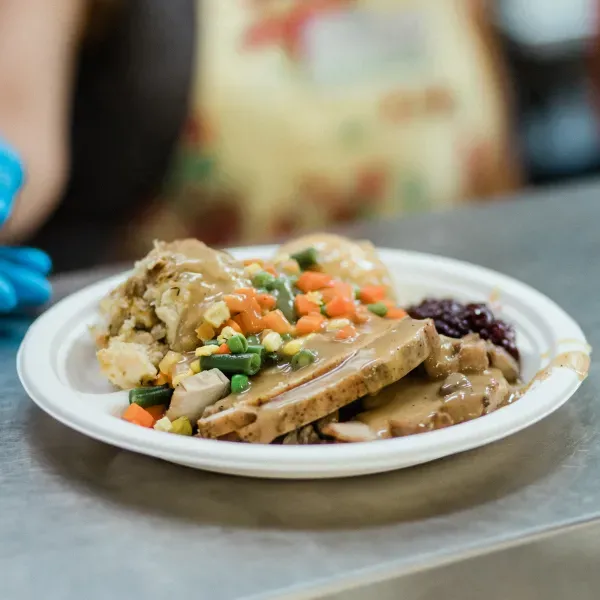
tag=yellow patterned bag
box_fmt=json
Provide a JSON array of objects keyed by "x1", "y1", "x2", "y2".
[{"x1": 132, "y1": 0, "x2": 520, "y2": 253}]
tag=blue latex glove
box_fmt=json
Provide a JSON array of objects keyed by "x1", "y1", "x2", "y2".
[{"x1": 0, "y1": 140, "x2": 52, "y2": 312}]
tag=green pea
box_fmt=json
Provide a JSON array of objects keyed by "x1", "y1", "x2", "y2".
[
  {"x1": 368, "y1": 302, "x2": 388, "y2": 317},
  {"x1": 291, "y1": 247, "x2": 319, "y2": 270},
  {"x1": 252, "y1": 271, "x2": 276, "y2": 289},
  {"x1": 291, "y1": 349, "x2": 317, "y2": 370},
  {"x1": 231, "y1": 374, "x2": 250, "y2": 394},
  {"x1": 265, "y1": 352, "x2": 280, "y2": 363}
]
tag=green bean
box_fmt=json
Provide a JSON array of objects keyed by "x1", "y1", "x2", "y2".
[
  {"x1": 246, "y1": 334, "x2": 261, "y2": 345},
  {"x1": 271, "y1": 277, "x2": 296, "y2": 323},
  {"x1": 231, "y1": 374, "x2": 250, "y2": 394},
  {"x1": 246, "y1": 344, "x2": 266, "y2": 360},
  {"x1": 129, "y1": 385, "x2": 173, "y2": 408},
  {"x1": 200, "y1": 353, "x2": 261, "y2": 376},
  {"x1": 367, "y1": 302, "x2": 388, "y2": 317},
  {"x1": 291, "y1": 349, "x2": 317, "y2": 370},
  {"x1": 227, "y1": 334, "x2": 249, "y2": 354},
  {"x1": 291, "y1": 247, "x2": 318, "y2": 270},
  {"x1": 252, "y1": 271, "x2": 276, "y2": 289}
]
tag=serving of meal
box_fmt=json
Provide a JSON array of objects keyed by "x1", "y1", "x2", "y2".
[
  {"x1": 91, "y1": 234, "x2": 528, "y2": 445},
  {"x1": 18, "y1": 233, "x2": 589, "y2": 477}
]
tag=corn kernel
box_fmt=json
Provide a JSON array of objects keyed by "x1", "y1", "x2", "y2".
[
  {"x1": 195, "y1": 344, "x2": 221, "y2": 357},
  {"x1": 196, "y1": 321, "x2": 216, "y2": 342},
  {"x1": 244, "y1": 262, "x2": 263, "y2": 277},
  {"x1": 263, "y1": 331, "x2": 283, "y2": 352},
  {"x1": 172, "y1": 369, "x2": 194, "y2": 388},
  {"x1": 159, "y1": 351, "x2": 183, "y2": 375},
  {"x1": 154, "y1": 416, "x2": 173, "y2": 432},
  {"x1": 326, "y1": 318, "x2": 351, "y2": 331},
  {"x1": 281, "y1": 259, "x2": 301, "y2": 275},
  {"x1": 306, "y1": 291, "x2": 323, "y2": 305},
  {"x1": 217, "y1": 326, "x2": 237, "y2": 344},
  {"x1": 190, "y1": 359, "x2": 201, "y2": 374},
  {"x1": 282, "y1": 339, "x2": 304, "y2": 356},
  {"x1": 274, "y1": 253, "x2": 290, "y2": 264},
  {"x1": 203, "y1": 301, "x2": 231, "y2": 328}
]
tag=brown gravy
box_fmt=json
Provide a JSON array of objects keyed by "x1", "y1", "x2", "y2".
[
  {"x1": 165, "y1": 241, "x2": 249, "y2": 351},
  {"x1": 358, "y1": 368, "x2": 512, "y2": 438},
  {"x1": 356, "y1": 349, "x2": 591, "y2": 440},
  {"x1": 205, "y1": 317, "x2": 406, "y2": 415}
]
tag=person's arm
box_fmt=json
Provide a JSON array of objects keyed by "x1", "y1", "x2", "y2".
[{"x1": 0, "y1": 0, "x2": 85, "y2": 243}]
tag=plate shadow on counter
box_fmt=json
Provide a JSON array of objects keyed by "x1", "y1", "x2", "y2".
[{"x1": 24, "y1": 401, "x2": 585, "y2": 532}]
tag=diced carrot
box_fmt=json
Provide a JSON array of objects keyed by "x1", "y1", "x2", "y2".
[
  {"x1": 123, "y1": 404, "x2": 155, "y2": 428},
  {"x1": 244, "y1": 259, "x2": 264, "y2": 267},
  {"x1": 386, "y1": 308, "x2": 408, "y2": 320},
  {"x1": 353, "y1": 305, "x2": 371, "y2": 324},
  {"x1": 295, "y1": 294, "x2": 320, "y2": 316},
  {"x1": 295, "y1": 314, "x2": 325, "y2": 336},
  {"x1": 224, "y1": 319, "x2": 242, "y2": 333},
  {"x1": 321, "y1": 281, "x2": 354, "y2": 303},
  {"x1": 335, "y1": 324, "x2": 358, "y2": 340},
  {"x1": 217, "y1": 343, "x2": 230, "y2": 354},
  {"x1": 235, "y1": 287, "x2": 257, "y2": 299},
  {"x1": 224, "y1": 293, "x2": 251, "y2": 314},
  {"x1": 334, "y1": 282, "x2": 354, "y2": 299},
  {"x1": 146, "y1": 405, "x2": 166, "y2": 421},
  {"x1": 325, "y1": 296, "x2": 356, "y2": 318},
  {"x1": 237, "y1": 299, "x2": 264, "y2": 334},
  {"x1": 359, "y1": 285, "x2": 387, "y2": 304},
  {"x1": 263, "y1": 264, "x2": 277, "y2": 276},
  {"x1": 296, "y1": 271, "x2": 333, "y2": 293},
  {"x1": 256, "y1": 293, "x2": 277, "y2": 311},
  {"x1": 262, "y1": 309, "x2": 293, "y2": 334},
  {"x1": 155, "y1": 373, "x2": 169, "y2": 386},
  {"x1": 320, "y1": 287, "x2": 335, "y2": 303}
]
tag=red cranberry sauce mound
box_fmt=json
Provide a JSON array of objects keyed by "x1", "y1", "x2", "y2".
[{"x1": 407, "y1": 299, "x2": 519, "y2": 361}]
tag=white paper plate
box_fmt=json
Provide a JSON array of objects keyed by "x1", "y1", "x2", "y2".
[{"x1": 18, "y1": 247, "x2": 590, "y2": 479}]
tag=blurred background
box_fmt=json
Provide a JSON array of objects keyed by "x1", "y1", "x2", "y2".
[{"x1": 24, "y1": 0, "x2": 600, "y2": 271}]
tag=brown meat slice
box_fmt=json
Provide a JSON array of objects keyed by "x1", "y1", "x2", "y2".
[
  {"x1": 202, "y1": 317, "x2": 405, "y2": 418},
  {"x1": 486, "y1": 342, "x2": 520, "y2": 383},
  {"x1": 320, "y1": 422, "x2": 379, "y2": 443},
  {"x1": 458, "y1": 334, "x2": 490, "y2": 373},
  {"x1": 197, "y1": 318, "x2": 435, "y2": 443}
]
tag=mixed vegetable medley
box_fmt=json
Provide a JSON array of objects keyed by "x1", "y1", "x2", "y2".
[{"x1": 121, "y1": 245, "x2": 408, "y2": 434}]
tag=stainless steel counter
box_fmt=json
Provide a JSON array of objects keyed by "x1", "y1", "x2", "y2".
[{"x1": 2, "y1": 180, "x2": 599, "y2": 600}]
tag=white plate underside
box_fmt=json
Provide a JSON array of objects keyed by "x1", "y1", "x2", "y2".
[{"x1": 18, "y1": 247, "x2": 590, "y2": 479}]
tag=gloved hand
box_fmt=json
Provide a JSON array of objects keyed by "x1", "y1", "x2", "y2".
[{"x1": 0, "y1": 140, "x2": 52, "y2": 312}]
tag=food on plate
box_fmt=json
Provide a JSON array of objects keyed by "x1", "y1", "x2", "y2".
[
  {"x1": 93, "y1": 234, "x2": 524, "y2": 444},
  {"x1": 407, "y1": 298, "x2": 519, "y2": 361}
]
